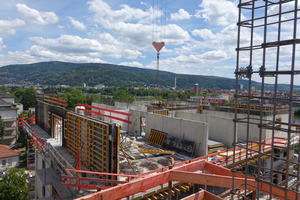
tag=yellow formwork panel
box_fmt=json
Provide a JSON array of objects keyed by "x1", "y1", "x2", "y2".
[
  {"x1": 65, "y1": 112, "x2": 110, "y2": 173},
  {"x1": 147, "y1": 130, "x2": 167, "y2": 147}
]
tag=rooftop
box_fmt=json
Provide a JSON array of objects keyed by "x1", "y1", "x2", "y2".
[
  {"x1": 0, "y1": 144, "x2": 20, "y2": 159},
  {"x1": 0, "y1": 89, "x2": 13, "y2": 99}
]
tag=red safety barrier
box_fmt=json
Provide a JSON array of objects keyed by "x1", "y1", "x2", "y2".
[
  {"x1": 18, "y1": 118, "x2": 35, "y2": 124},
  {"x1": 32, "y1": 137, "x2": 44, "y2": 151},
  {"x1": 31, "y1": 132, "x2": 44, "y2": 145},
  {"x1": 44, "y1": 99, "x2": 67, "y2": 107},
  {"x1": 18, "y1": 115, "x2": 35, "y2": 120},
  {"x1": 78, "y1": 108, "x2": 132, "y2": 124},
  {"x1": 78, "y1": 103, "x2": 132, "y2": 116},
  {"x1": 46, "y1": 96, "x2": 67, "y2": 103},
  {"x1": 18, "y1": 120, "x2": 35, "y2": 127}
]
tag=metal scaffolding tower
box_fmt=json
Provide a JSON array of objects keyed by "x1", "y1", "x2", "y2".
[{"x1": 232, "y1": 0, "x2": 300, "y2": 199}]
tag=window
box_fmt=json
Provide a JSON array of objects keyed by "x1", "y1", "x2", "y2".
[
  {"x1": 42, "y1": 186, "x2": 45, "y2": 197},
  {"x1": 8, "y1": 159, "x2": 12, "y2": 166},
  {"x1": 2, "y1": 160, "x2": 6, "y2": 167}
]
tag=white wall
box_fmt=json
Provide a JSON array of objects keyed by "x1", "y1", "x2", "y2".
[
  {"x1": 0, "y1": 109, "x2": 17, "y2": 119},
  {"x1": 115, "y1": 101, "x2": 149, "y2": 112},
  {"x1": 0, "y1": 156, "x2": 19, "y2": 171},
  {"x1": 175, "y1": 109, "x2": 290, "y2": 148},
  {"x1": 129, "y1": 110, "x2": 208, "y2": 156},
  {"x1": 175, "y1": 109, "x2": 235, "y2": 148}
]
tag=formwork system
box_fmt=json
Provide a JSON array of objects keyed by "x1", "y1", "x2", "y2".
[
  {"x1": 65, "y1": 112, "x2": 120, "y2": 179},
  {"x1": 232, "y1": 0, "x2": 300, "y2": 199}
]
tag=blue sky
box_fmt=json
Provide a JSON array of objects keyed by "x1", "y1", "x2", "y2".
[{"x1": 0, "y1": 0, "x2": 299, "y2": 85}]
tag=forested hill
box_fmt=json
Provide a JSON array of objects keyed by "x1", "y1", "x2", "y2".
[{"x1": 0, "y1": 61, "x2": 297, "y2": 90}]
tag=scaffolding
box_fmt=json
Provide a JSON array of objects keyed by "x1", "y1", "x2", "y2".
[{"x1": 232, "y1": 0, "x2": 300, "y2": 199}]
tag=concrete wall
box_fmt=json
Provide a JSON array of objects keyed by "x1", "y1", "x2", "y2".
[
  {"x1": 129, "y1": 110, "x2": 208, "y2": 156},
  {"x1": 174, "y1": 109, "x2": 289, "y2": 148},
  {"x1": 35, "y1": 152, "x2": 52, "y2": 199},
  {"x1": 0, "y1": 156, "x2": 19, "y2": 171},
  {"x1": 115, "y1": 101, "x2": 149, "y2": 112},
  {"x1": 175, "y1": 109, "x2": 235, "y2": 148}
]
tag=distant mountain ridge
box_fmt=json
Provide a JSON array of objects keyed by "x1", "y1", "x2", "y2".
[{"x1": 0, "y1": 61, "x2": 297, "y2": 91}]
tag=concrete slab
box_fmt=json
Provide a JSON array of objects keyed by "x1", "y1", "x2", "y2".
[
  {"x1": 31, "y1": 124, "x2": 51, "y2": 139},
  {"x1": 36, "y1": 168, "x2": 60, "y2": 185},
  {"x1": 52, "y1": 181, "x2": 74, "y2": 199}
]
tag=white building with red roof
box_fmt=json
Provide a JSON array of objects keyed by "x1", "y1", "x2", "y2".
[{"x1": 0, "y1": 144, "x2": 20, "y2": 171}]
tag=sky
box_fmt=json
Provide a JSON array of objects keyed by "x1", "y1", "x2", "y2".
[{"x1": 0, "y1": 0, "x2": 299, "y2": 85}]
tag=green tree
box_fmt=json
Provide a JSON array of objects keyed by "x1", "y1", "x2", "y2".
[
  {"x1": 65, "y1": 89, "x2": 87, "y2": 109},
  {"x1": 113, "y1": 89, "x2": 133, "y2": 101},
  {"x1": 0, "y1": 168, "x2": 28, "y2": 200},
  {"x1": 0, "y1": 116, "x2": 5, "y2": 143},
  {"x1": 21, "y1": 88, "x2": 37, "y2": 110},
  {"x1": 167, "y1": 92, "x2": 177, "y2": 101},
  {"x1": 0, "y1": 86, "x2": 10, "y2": 93}
]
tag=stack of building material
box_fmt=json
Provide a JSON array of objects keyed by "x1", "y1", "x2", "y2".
[{"x1": 208, "y1": 139, "x2": 226, "y2": 154}]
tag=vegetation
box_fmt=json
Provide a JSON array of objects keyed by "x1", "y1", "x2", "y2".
[
  {"x1": 295, "y1": 109, "x2": 300, "y2": 116},
  {"x1": 0, "y1": 168, "x2": 28, "y2": 200},
  {"x1": 18, "y1": 151, "x2": 27, "y2": 169},
  {"x1": 0, "y1": 61, "x2": 299, "y2": 91},
  {"x1": 0, "y1": 61, "x2": 239, "y2": 89},
  {"x1": 0, "y1": 116, "x2": 5, "y2": 143},
  {"x1": 16, "y1": 111, "x2": 34, "y2": 148},
  {"x1": 21, "y1": 88, "x2": 37, "y2": 110}
]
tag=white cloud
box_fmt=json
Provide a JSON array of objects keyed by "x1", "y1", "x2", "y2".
[
  {"x1": 29, "y1": 34, "x2": 122, "y2": 58},
  {"x1": 0, "y1": 19, "x2": 25, "y2": 35},
  {"x1": 67, "y1": 17, "x2": 86, "y2": 31},
  {"x1": 87, "y1": 0, "x2": 153, "y2": 24},
  {"x1": 171, "y1": 9, "x2": 191, "y2": 21},
  {"x1": 98, "y1": 33, "x2": 122, "y2": 45},
  {"x1": 0, "y1": 49, "x2": 106, "y2": 67},
  {"x1": 0, "y1": 38, "x2": 7, "y2": 51},
  {"x1": 195, "y1": 0, "x2": 237, "y2": 26},
  {"x1": 119, "y1": 61, "x2": 144, "y2": 68},
  {"x1": 16, "y1": 3, "x2": 59, "y2": 25},
  {"x1": 57, "y1": 25, "x2": 64, "y2": 29},
  {"x1": 123, "y1": 49, "x2": 142, "y2": 59},
  {"x1": 88, "y1": 0, "x2": 184, "y2": 51}
]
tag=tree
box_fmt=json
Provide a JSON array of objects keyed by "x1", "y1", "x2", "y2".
[
  {"x1": 65, "y1": 89, "x2": 87, "y2": 109},
  {"x1": 21, "y1": 88, "x2": 37, "y2": 110},
  {"x1": 0, "y1": 116, "x2": 5, "y2": 143},
  {"x1": 0, "y1": 168, "x2": 28, "y2": 200},
  {"x1": 167, "y1": 92, "x2": 177, "y2": 101}
]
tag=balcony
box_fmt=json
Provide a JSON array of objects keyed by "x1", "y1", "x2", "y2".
[
  {"x1": 3, "y1": 134, "x2": 16, "y2": 140},
  {"x1": 5, "y1": 126, "x2": 16, "y2": 131},
  {"x1": 2, "y1": 118, "x2": 17, "y2": 122}
]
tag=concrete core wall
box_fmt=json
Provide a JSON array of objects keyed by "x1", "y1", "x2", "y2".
[
  {"x1": 130, "y1": 110, "x2": 208, "y2": 157},
  {"x1": 174, "y1": 108, "x2": 289, "y2": 148}
]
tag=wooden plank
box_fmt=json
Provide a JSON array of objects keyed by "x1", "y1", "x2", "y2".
[
  {"x1": 170, "y1": 170, "x2": 257, "y2": 191},
  {"x1": 181, "y1": 189, "x2": 205, "y2": 200},
  {"x1": 204, "y1": 190, "x2": 224, "y2": 200},
  {"x1": 207, "y1": 147, "x2": 227, "y2": 154}
]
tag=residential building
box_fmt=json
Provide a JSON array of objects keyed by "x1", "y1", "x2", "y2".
[
  {"x1": 0, "y1": 98, "x2": 18, "y2": 145},
  {"x1": 0, "y1": 144, "x2": 20, "y2": 171}
]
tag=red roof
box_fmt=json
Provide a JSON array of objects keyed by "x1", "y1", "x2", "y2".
[{"x1": 0, "y1": 145, "x2": 20, "y2": 159}]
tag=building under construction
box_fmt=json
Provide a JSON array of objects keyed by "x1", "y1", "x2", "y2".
[{"x1": 19, "y1": 0, "x2": 300, "y2": 199}]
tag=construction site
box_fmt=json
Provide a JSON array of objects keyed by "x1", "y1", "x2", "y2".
[{"x1": 18, "y1": 0, "x2": 300, "y2": 199}]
